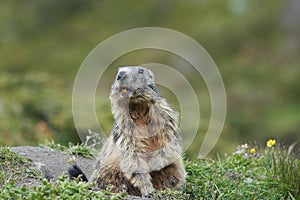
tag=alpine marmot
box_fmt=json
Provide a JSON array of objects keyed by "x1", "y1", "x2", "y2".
[{"x1": 69, "y1": 66, "x2": 186, "y2": 197}]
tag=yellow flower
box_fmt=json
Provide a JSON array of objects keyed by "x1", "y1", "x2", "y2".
[
  {"x1": 250, "y1": 148, "x2": 256, "y2": 154},
  {"x1": 266, "y1": 139, "x2": 276, "y2": 147}
]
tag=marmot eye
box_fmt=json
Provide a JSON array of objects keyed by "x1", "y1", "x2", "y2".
[
  {"x1": 148, "y1": 84, "x2": 159, "y2": 94},
  {"x1": 138, "y1": 69, "x2": 144, "y2": 74},
  {"x1": 117, "y1": 71, "x2": 126, "y2": 80}
]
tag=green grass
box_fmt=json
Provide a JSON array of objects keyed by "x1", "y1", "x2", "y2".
[
  {"x1": 0, "y1": 140, "x2": 299, "y2": 199},
  {"x1": 184, "y1": 141, "x2": 300, "y2": 199},
  {"x1": 263, "y1": 143, "x2": 300, "y2": 199},
  {"x1": 0, "y1": 176, "x2": 127, "y2": 200}
]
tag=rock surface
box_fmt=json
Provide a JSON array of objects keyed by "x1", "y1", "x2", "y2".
[{"x1": 11, "y1": 146, "x2": 96, "y2": 180}]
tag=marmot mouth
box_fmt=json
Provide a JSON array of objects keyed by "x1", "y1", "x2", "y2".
[
  {"x1": 120, "y1": 84, "x2": 132, "y2": 96},
  {"x1": 121, "y1": 87, "x2": 128, "y2": 94},
  {"x1": 120, "y1": 85, "x2": 148, "y2": 98}
]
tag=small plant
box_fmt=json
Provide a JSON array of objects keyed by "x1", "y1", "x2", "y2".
[
  {"x1": 66, "y1": 142, "x2": 97, "y2": 158},
  {"x1": 153, "y1": 189, "x2": 189, "y2": 200},
  {"x1": 66, "y1": 129, "x2": 102, "y2": 158},
  {"x1": 39, "y1": 139, "x2": 67, "y2": 152},
  {"x1": 40, "y1": 139, "x2": 97, "y2": 158},
  {"x1": 39, "y1": 130, "x2": 102, "y2": 158}
]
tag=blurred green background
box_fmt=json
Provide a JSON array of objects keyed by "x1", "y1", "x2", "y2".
[{"x1": 1, "y1": 0, "x2": 299, "y2": 159}]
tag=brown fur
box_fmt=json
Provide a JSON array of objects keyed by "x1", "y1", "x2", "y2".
[
  {"x1": 129, "y1": 97, "x2": 151, "y2": 126},
  {"x1": 90, "y1": 67, "x2": 186, "y2": 197}
]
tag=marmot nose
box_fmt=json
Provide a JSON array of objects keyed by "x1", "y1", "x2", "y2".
[{"x1": 117, "y1": 71, "x2": 127, "y2": 81}]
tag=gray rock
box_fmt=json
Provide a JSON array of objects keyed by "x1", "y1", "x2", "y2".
[{"x1": 11, "y1": 146, "x2": 96, "y2": 180}]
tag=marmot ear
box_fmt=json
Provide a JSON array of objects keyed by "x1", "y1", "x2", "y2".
[{"x1": 148, "y1": 84, "x2": 159, "y2": 94}]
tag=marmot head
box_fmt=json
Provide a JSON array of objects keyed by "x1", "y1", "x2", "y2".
[{"x1": 110, "y1": 66, "x2": 159, "y2": 100}]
